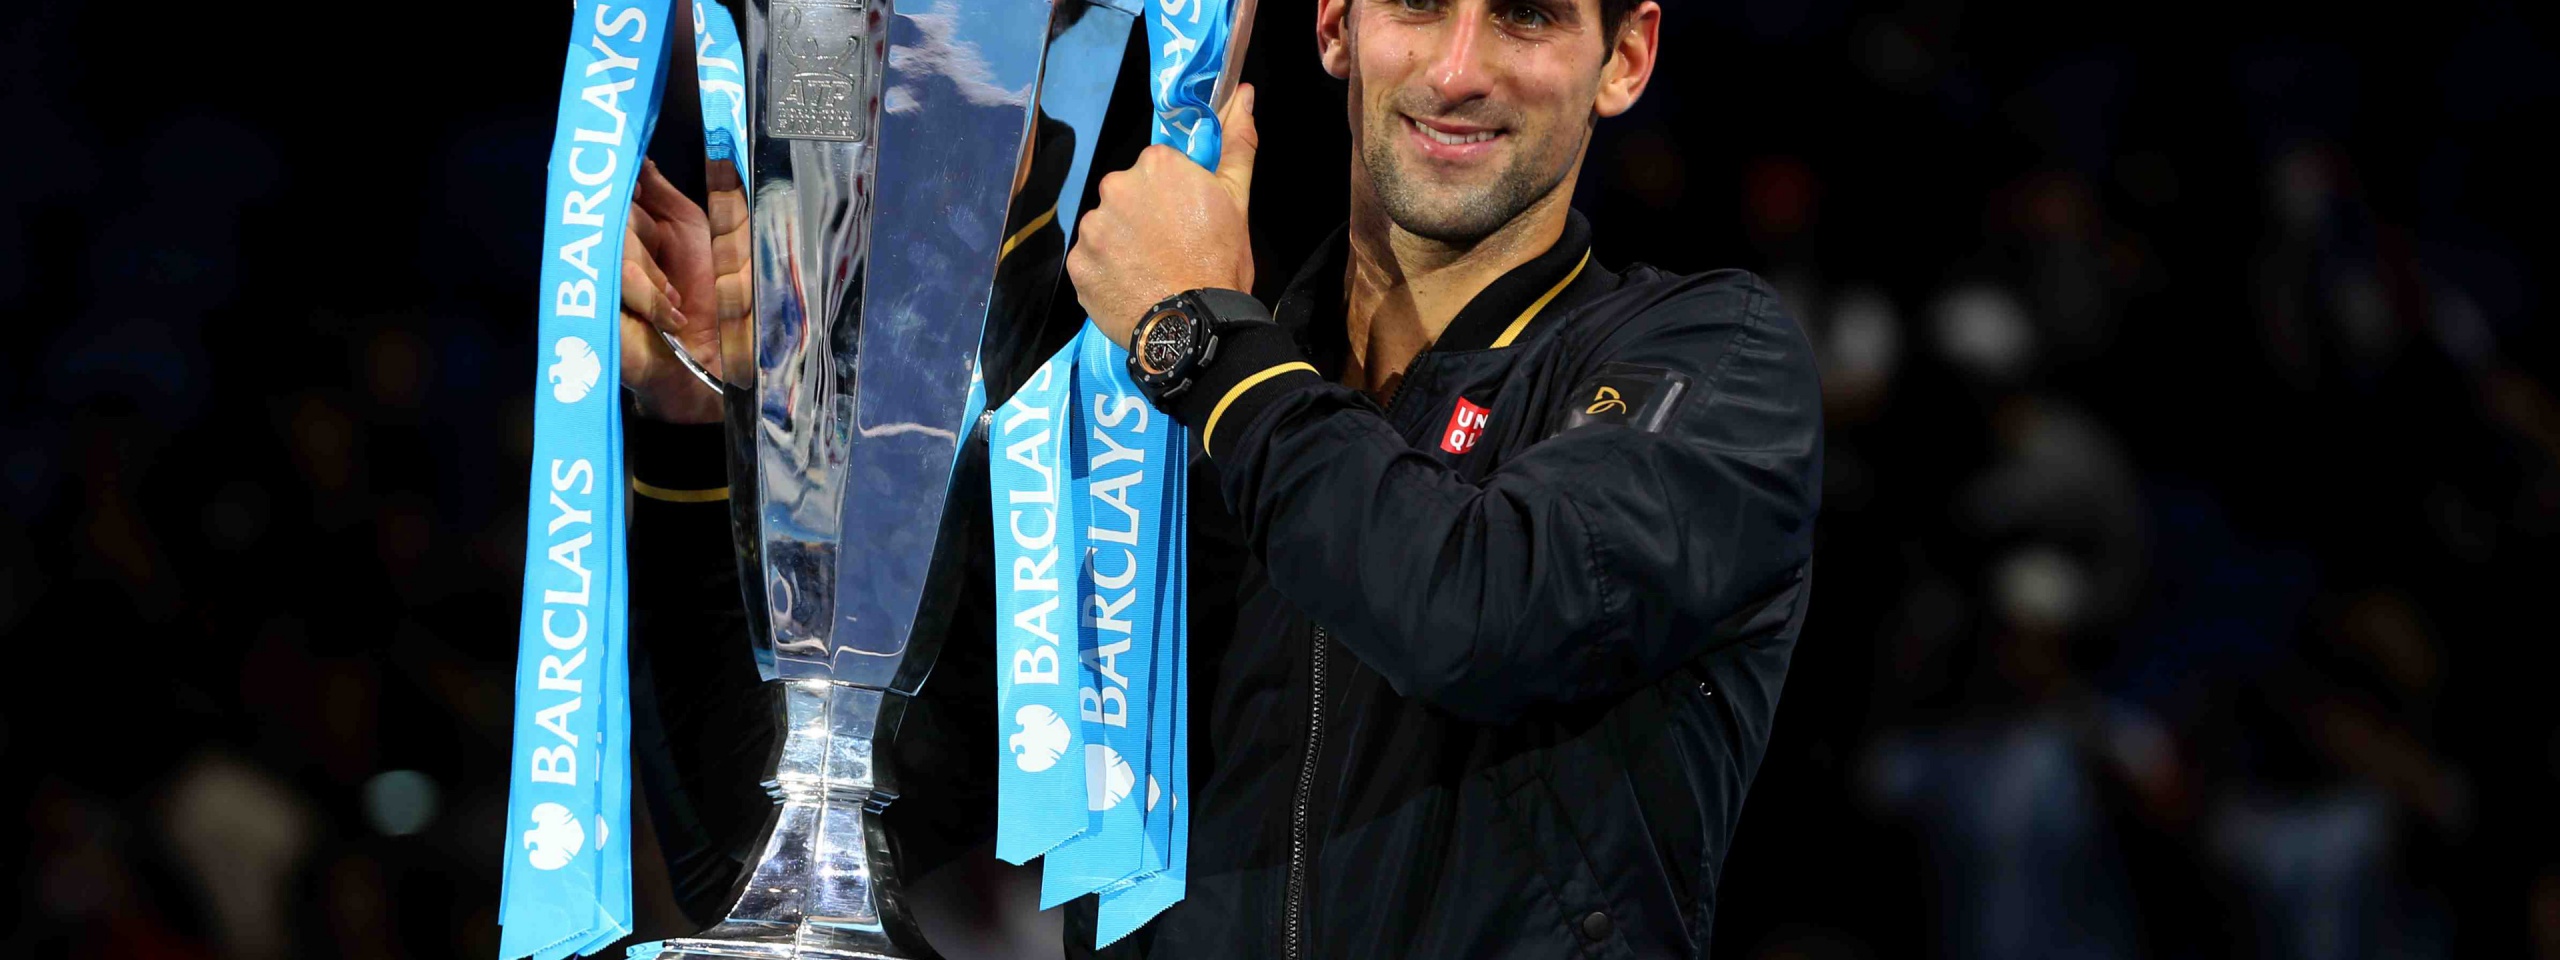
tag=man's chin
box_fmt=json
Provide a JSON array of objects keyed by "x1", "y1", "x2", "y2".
[
  {"x1": 1369, "y1": 177, "x2": 1509, "y2": 240},
  {"x1": 1365, "y1": 136, "x2": 1553, "y2": 244},
  {"x1": 1385, "y1": 203, "x2": 1513, "y2": 245}
]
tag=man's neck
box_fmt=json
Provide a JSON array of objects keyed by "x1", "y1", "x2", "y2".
[{"x1": 1339, "y1": 180, "x2": 1574, "y2": 400}]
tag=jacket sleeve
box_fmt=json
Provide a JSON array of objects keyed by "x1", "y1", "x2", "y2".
[{"x1": 1166, "y1": 275, "x2": 1822, "y2": 723}]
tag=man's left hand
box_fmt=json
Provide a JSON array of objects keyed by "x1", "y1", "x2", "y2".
[{"x1": 1069, "y1": 84, "x2": 1260, "y2": 350}]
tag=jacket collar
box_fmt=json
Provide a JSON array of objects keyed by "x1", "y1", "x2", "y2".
[{"x1": 1273, "y1": 209, "x2": 1606, "y2": 377}]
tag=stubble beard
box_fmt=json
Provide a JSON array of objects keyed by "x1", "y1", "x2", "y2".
[{"x1": 1358, "y1": 90, "x2": 1585, "y2": 245}]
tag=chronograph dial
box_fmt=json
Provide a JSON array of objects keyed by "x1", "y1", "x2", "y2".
[{"x1": 1123, "y1": 288, "x2": 1272, "y2": 405}]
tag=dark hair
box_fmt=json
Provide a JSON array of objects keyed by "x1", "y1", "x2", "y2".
[{"x1": 1599, "y1": 0, "x2": 1637, "y2": 41}]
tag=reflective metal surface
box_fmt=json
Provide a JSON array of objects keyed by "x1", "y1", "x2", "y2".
[
  {"x1": 965, "y1": 0, "x2": 1138, "y2": 419},
  {"x1": 743, "y1": 0, "x2": 1052, "y2": 689},
  {"x1": 665, "y1": 0, "x2": 1138, "y2": 954},
  {"x1": 820, "y1": 0, "x2": 1050, "y2": 691},
  {"x1": 737, "y1": 0, "x2": 883, "y2": 682},
  {"x1": 655, "y1": 681, "x2": 914, "y2": 959}
]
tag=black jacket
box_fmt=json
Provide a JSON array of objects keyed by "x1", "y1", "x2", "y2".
[
  {"x1": 625, "y1": 210, "x2": 1822, "y2": 960},
  {"x1": 1067, "y1": 211, "x2": 1823, "y2": 959}
]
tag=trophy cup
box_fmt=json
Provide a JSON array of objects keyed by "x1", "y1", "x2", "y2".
[{"x1": 647, "y1": 0, "x2": 1140, "y2": 956}]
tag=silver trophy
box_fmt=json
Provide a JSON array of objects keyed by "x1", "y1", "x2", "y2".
[{"x1": 653, "y1": 0, "x2": 1140, "y2": 956}]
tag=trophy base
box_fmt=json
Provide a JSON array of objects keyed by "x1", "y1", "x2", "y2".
[
  {"x1": 638, "y1": 681, "x2": 941, "y2": 960},
  {"x1": 646, "y1": 938, "x2": 793, "y2": 960},
  {"x1": 647, "y1": 935, "x2": 915, "y2": 960}
]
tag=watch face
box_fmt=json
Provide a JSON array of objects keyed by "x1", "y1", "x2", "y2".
[{"x1": 1136, "y1": 307, "x2": 1197, "y2": 378}]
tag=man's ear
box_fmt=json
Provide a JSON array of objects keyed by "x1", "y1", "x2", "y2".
[
  {"x1": 1593, "y1": 1, "x2": 1660, "y2": 118},
  {"x1": 1317, "y1": 0, "x2": 1352, "y2": 80}
]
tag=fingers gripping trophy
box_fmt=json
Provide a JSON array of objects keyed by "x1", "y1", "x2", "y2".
[{"x1": 610, "y1": 0, "x2": 1189, "y2": 956}]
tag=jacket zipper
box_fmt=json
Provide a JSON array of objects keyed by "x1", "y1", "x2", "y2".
[
  {"x1": 1285, "y1": 622, "x2": 1332, "y2": 959},
  {"x1": 1289, "y1": 361, "x2": 1426, "y2": 956}
]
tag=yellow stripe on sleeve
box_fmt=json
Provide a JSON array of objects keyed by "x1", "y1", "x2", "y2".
[
  {"x1": 999, "y1": 206, "x2": 1059, "y2": 262},
  {"x1": 1203, "y1": 362, "x2": 1319, "y2": 455},
  {"x1": 631, "y1": 477, "x2": 729, "y2": 503}
]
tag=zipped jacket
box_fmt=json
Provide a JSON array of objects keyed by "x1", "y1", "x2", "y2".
[
  {"x1": 621, "y1": 209, "x2": 1823, "y2": 960},
  {"x1": 1064, "y1": 210, "x2": 1825, "y2": 959}
]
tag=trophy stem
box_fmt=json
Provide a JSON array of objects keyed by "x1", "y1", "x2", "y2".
[{"x1": 656, "y1": 680, "x2": 938, "y2": 960}]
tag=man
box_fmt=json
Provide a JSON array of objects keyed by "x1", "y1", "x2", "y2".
[
  {"x1": 619, "y1": 0, "x2": 1821, "y2": 954},
  {"x1": 1053, "y1": 0, "x2": 1821, "y2": 955}
]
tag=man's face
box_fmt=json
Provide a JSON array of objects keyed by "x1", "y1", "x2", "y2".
[{"x1": 1335, "y1": 0, "x2": 1619, "y2": 244}]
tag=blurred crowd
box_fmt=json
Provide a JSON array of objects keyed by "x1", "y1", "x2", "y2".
[{"x1": 3, "y1": 1, "x2": 2551, "y2": 958}]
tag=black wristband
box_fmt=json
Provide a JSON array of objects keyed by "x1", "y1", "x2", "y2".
[
  {"x1": 627, "y1": 402, "x2": 730, "y2": 500},
  {"x1": 1164, "y1": 321, "x2": 1326, "y2": 462}
]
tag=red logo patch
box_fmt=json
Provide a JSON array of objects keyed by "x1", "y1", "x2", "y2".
[{"x1": 1440, "y1": 397, "x2": 1490, "y2": 454}]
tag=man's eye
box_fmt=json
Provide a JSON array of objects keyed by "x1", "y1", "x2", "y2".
[
  {"x1": 1397, "y1": 0, "x2": 1438, "y2": 13},
  {"x1": 1499, "y1": 3, "x2": 1550, "y2": 28}
]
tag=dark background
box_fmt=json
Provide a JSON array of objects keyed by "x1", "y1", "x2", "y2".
[{"x1": 4, "y1": 0, "x2": 2556, "y2": 957}]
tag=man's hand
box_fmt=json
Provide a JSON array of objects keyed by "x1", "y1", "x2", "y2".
[
  {"x1": 621, "y1": 159, "x2": 725, "y2": 424},
  {"x1": 705, "y1": 159, "x2": 755, "y2": 390},
  {"x1": 1068, "y1": 84, "x2": 1259, "y2": 350}
]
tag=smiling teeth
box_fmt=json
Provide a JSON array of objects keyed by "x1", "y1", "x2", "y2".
[{"x1": 1416, "y1": 121, "x2": 1497, "y2": 145}]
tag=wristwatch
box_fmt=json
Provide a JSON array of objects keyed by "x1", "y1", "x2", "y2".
[{"x1": 1125, "y1": 287, "x2": 1270, "y2": 403}]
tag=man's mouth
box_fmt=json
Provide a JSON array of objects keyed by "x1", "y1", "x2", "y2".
[
  {"x1": 1411, "y1": 117, "x2": 1500, "y2": 145},
  {"x1": 1405, "y1": 115, "x2": 1504, "y2": 155}
]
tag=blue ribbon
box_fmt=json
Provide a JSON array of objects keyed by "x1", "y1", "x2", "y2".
[
  {"x1": 992, "y1": 355, "x2": 1095, "y2": 863},
  {"x1": 1094, "y1": 426, "x2": 1191, "y2": 943},
  {"x1": 1034, "y1": 327, "x2": 1180, "y2": 913},
  {"x1": 990, "y1": 0, "x2": 1236, "y2": 945},
  {"x1": 688, "y1": 0, "x2": 748, "y2": 183},
  {"x1": 500, "y1": 2, "x2": 672, "y2": 957},
  {"x1": 1085, "y1": 0, "x2": 1236, "y2": 939}
]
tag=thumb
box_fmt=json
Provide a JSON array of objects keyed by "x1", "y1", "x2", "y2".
[{"x1": 1215, "y1": 83, "x2": 1258, "y2": 204}]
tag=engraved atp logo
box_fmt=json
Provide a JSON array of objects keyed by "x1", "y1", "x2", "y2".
[
  {"x1": 1586, "y1": 386, "x2": 1628, "y2": 416},
  {"x1": 550, "y1": 337, "x2": 603, "y2": 404},
  {"x1": 523, "y1": 801, "x2": 586, "y2": 871},
  {"x1": 768, "y1": 0, "x2": 870, "y2": 141},
  {"x1": 1441, "y1": 397, "x2": 1490, "y2": 454},
  {"x1": 1086, "y1": 743, "x2": 1136, "y2": 811},
  {"x1": 1010, "y1": 703, "x2": 1073, "y2": 773}
]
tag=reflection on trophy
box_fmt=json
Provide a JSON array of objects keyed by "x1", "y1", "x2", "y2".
[{"x1": 649, "y1": 0, "x2": 1139, "y2": 956}]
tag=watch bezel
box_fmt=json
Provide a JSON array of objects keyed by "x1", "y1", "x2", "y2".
[
  {"x1": 1127, "y1": 290, "x2": 1211, "y2": 396},
  {"x1": 1132, "y1": 303, "x2": 1199, "y2": 380}
]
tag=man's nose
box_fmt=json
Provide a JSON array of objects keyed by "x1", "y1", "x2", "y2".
[{"x1": 1422, "y1": 5, "x2": 1496, "y2": 105}]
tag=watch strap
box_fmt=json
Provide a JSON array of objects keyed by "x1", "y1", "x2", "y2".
[{"x1": 1190, "y1": 287, "x2": 1270, "y2": 332}]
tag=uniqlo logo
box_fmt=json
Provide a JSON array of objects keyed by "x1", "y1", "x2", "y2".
[{"x1": 1440, "y1": 397, "x2": 1490, "y2": 454}]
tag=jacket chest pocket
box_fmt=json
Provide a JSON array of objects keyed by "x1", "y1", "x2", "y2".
[{"x1": 1547, "y1": 361, "x2": 1694, "y2": 439}]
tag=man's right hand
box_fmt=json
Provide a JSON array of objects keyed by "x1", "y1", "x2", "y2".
[{"x1": 620, "y1": 159, "x2": 726, "y2": 424}]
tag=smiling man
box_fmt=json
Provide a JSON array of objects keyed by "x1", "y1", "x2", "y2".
[{"x1": 1060, "y1": 0, "x2": 1824, "y2": 956}]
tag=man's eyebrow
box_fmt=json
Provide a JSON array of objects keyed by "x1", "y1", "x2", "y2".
[{"x1": 1519, "y1": 0, "x2": 1585, "y2": 26}]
